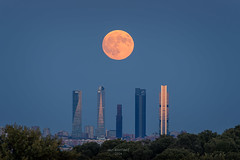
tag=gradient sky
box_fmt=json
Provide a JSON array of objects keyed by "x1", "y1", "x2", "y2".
[{"x1": 1, "y1": 0, "x2": 240, "y2": 135}]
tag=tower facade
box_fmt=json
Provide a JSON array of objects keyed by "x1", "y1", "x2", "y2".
[
  {"x1": 159, "y1": 85, "x2": 169, "y2": 135},
  {"x1": 135, "y1": 88, "x2": 146, "y2": 138},
  {"x1": 116, "y1": 104, "x2": 122, "y2": 138},
  {"x1": 96, "y1": 86, "x2": 105, "y2": 139},
  {"x1": 72, "y1": 90, "x2": 82, "y2": 138}
]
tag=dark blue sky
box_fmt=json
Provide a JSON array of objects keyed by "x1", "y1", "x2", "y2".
[{"x1": 1, "y1": 0, "x2": 240, "y2": 135}]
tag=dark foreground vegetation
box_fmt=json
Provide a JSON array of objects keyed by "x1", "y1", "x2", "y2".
[{"x1": 1, "y1": 124, "x2": 240, "y2": 160}]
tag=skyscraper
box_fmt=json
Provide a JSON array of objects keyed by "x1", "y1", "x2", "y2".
[
  {"x1": 116, "y1": 104, "x2": 122, "y2": 138},
  {"x1": 159, "y1": 85, "x2": 169, "y2": 135},
  {"x1": 135, "y1": 88, "x2": 146, "y2": 138},
  {"x1": 95, "y1": 86, "x2": 105, "y2": 139},
  {"x1": 72, "y1": 90, "x2": 82, "y2": 138}
]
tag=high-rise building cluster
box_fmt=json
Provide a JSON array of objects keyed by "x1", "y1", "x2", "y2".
[{"x1": 71, "y1": 85, "x2": 169, "y2": 139}]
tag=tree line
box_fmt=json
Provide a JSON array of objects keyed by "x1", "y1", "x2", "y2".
[{"x1": 1, "y1": 124, "x2": 240, "y2": 160}]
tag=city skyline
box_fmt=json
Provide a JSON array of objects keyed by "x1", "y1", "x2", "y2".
[
  {"x1": 1, "y1": 1, "x2": 240, "y2": 135},
  {"x1": 70, "y1": 86, "x2": 168, "y2": 138}
]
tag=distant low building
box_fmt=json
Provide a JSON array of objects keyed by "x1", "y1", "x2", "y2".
[
  {"x1": 42, "y1": 128, "x2": 51, "y2": 137},
  {"x1": 145, "y1": 133, "x2": 159, "y2": 141},
  {"x1": 107, "y1": 130, "x2": 116, "y2": 139},
  {"x1": 181, "y1": 130, "x2": 187, "y2": 134},
  {"x1": 84, "y1": 125, "x2": 94, "y2": 139},
  {"x1": 59, "y1": 144, "x2": 72, "y2": 151},
  {"x1": 81, "y1": 133, "x2": 88, "y2": 139},
  {"x1": 0, "y1": 127, "x2": 4, "y2": 136},
  {"x1": 62, "y1": 138, "x2": 106, "y2": 147},
  {"x1": 31, "y1": 126, "x2": 40, "y2": 131},
  {"x1": 57, "y1": 130, "x2": 69, "y2": 139},
  {"x1": 123, "y1": 134, "x2": 135, "y2": 141},
  {"x1": 170, "y1": 131, "x2": 181, "y2": 138}
]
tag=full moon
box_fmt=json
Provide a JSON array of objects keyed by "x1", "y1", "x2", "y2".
[{"x1": 102, "y1": 30, "x2": 134, "y2": 60}]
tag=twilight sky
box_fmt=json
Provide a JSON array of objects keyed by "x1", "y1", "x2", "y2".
[{"x1": 0, "y1": 0, "x2": 240, "y2": 135}]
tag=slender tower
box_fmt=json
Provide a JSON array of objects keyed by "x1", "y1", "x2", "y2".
[
  {"x1": 72, "y1": 90, "x2": 82, "y2": 138},
  {"x1": 116, "y1": 104, "x2": 122, "y2": 138},
  {"x1": 135, "y1": 88, "x2": 146, "y2": 138},
  {"x1": 159, "y1": 85, "x2": 169, "y2": 135},
  {"x1": 96, "y1": 86, "x2": 105, "y2": 139}
]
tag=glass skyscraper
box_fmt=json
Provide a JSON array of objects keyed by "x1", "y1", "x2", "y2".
[
  {"x1": 95, "y1": 86, "x2": 105, "y2": 139},
  {"x1": 135, "y1": 88, "x2": 146, "y2": 138},
  {"x1": 72, "y1": 90, "x2": 82, "y2": 138},
  {"x1": 116, "y1": 104, "x2": 122, "y2": 138},
  {"x1": 159, "y1": 85, "x2": 169, "y2": 135}
]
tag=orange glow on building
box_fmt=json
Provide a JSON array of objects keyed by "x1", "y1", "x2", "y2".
[
  {"x1": 96, "y1": 86, "x2": 105, "y2": 139},
  {"x1": 159, "y1": 85, "x2": 169, "y2": 135},
  {"x1": 99, "y1": 93, "x2": 104, "y2": 124}
]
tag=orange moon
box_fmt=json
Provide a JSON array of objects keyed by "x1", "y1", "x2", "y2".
[{"x1": 102, "y1": 30, "x2": 134, "y2": 60}]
